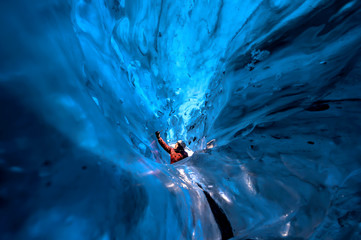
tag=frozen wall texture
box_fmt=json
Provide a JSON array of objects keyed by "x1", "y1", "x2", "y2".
[{"x1": 1, "y1": 0, "x2": 361, "y2": 239}]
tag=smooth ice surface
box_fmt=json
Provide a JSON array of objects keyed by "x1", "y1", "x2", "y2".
[{"x1": 1, "y1": 0, "x2": 361, "y2": 239}]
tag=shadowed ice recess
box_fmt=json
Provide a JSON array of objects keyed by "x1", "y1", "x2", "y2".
[{"x1": 1, "y1": 0, "x2": 361, "y2": 239}]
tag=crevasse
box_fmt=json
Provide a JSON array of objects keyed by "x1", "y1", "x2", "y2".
[{"x1": 1, "y1": 0, "x2": 361, "y2": 239}]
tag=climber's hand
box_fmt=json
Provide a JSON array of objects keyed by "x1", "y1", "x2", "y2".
[{"x1": 155, "y1": 131, "x2": 160, "y2": 139}]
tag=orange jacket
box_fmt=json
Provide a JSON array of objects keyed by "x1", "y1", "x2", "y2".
[{"x1": 157, "y1": 137, "x2": 188, "y2": 164}]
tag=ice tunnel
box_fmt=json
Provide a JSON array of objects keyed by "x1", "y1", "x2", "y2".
[{"x1": 1, "y1": 0, "x2": 361, "y2": 239}]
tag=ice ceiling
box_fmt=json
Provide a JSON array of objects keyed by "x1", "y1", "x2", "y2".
[{"x1": 1, "y1": 0, "x2": 361, "y2": 239}]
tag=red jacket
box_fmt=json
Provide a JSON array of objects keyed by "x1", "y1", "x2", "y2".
[{"x1": 157, "y1": 137, "x2": 188, "y2": 164}]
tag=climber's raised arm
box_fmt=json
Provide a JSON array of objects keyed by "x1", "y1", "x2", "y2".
[
  {"x1": 155, "y1": 131, "x2": 188, "y2": 164},
  {"x1": 155, "y1": 131, "x2": 172, "y2": 154}
]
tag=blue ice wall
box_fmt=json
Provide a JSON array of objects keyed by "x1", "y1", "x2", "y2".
[{"x1": 1, "y1": 0, "x2": 361, "y2": 239}]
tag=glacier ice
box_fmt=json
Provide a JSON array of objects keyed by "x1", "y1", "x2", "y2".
[{"x1": 1, "y1": 0, "x2": 361, "y2": 239}]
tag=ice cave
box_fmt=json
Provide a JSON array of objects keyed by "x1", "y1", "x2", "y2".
[{"x1": 1, "y1": 0, "x2": 361, "y2": 239}]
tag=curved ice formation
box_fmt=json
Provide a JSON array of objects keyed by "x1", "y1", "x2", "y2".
[{"x1": 1, "y1": 0, "x2": 361, "y2": 239}]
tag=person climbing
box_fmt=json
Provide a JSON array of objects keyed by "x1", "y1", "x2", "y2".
[{"x1": 155, "y1": 131, "x2": 188, "y2": 164}]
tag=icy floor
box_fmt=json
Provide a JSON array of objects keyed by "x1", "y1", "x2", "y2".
[{"x1": 1, "y1": 0, "x2": 361, "y2": 239}]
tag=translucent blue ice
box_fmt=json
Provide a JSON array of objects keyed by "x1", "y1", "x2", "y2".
[{"x1": 1, "y1": 0, "x2": 361, "y2": 239}]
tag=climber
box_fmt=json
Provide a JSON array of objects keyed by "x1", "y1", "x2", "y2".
[{"x1": 155, "y1": 131, "x2": 188, "y2": 164}]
